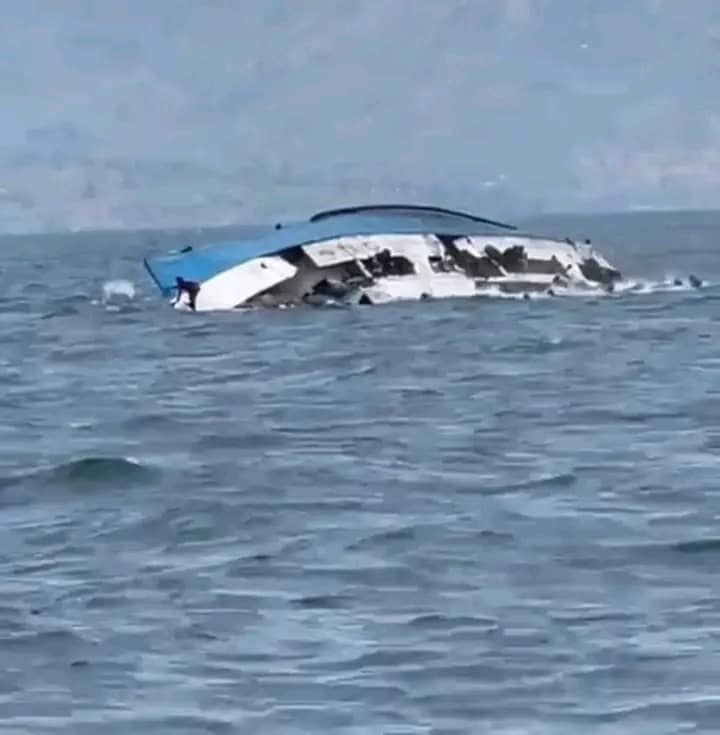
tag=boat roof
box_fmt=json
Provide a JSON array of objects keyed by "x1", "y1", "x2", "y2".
[
  {"x1": 307, "y1": 203, "x2": 517, "y2": 229},
  {"x1": 144, "y1": 203, "x2": 519, "y2": 295}
]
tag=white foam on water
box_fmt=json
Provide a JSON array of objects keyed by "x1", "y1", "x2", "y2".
[
  {"x1": 467, "y1": 273, "x2": 708, "y2": 304},
  {"x1": 474, "y1": 286, "x2": 534, "y2": 300},
  {"x1": 69, "y1": 420, "x2": 94, "y2": 430},
  {"x1": 102, "y1": 279, "x2": 136, "y2": 304},
  {"x1": 614, "y1": 276, "x2": 706, "y2": 295}
]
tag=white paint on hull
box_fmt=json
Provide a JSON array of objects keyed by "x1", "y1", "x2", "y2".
[
  {"x1": 173, "y1": 255, "x2": 296, "y2": 311},
  {"x1": 301, "y1": 233, "x2": 443, "y2": 268}
]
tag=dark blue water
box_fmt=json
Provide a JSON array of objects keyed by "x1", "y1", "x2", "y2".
[{"x1": 2, "y1": 210, "x2": 720, "y2": 733}]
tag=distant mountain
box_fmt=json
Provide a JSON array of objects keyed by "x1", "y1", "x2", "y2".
[
  {"x1": 23, "y1": 122, "x2": 101, "y2": 156},
  {"x1": 0, "y1": 0, "x2": 718, "y2": 233}
]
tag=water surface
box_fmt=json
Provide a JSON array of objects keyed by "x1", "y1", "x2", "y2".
[{"x1": 2, "y1": 210, "x2": 720, "y2": 733}]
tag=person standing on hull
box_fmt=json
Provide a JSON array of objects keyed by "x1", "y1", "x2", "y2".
[{"x1": 174, "y1": 277, "x2": 200, "y2": 311}]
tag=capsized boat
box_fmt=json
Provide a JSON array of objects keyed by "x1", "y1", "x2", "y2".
[{"x1": 143, "y1": 204, "x2": 622, "y2": 311}]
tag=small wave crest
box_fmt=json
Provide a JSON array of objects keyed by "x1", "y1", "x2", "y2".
[
  {"x1": 1, "y1": 456, "x2": 161, "y2": 493},
  {"x1": 48, "y1": 456, "x2": 158, "y2": 487}
]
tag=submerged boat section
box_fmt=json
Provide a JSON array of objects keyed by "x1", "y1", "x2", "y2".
[{"x1": 143, "y1": 204, "x2": 623, "y2": 312}]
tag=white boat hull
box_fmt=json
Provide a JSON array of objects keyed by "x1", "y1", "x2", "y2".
[
  {"x1": 169, "y1": 232, "x2": 621, "y2": 312},
  {"x1": 173, "y1": 255, "x2": 296, "y2": 311}
]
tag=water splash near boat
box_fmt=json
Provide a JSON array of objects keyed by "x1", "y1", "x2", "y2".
[
  {"x1": 102, "y1": 279, "x2": 135, "y2": 302},
  {"x1": 100, "y1": 280, "x2": 136, "y2": 311}
]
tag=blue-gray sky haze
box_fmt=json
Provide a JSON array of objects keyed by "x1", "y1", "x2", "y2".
[{"x1": 1, "y1": 0, "x2": 719, "y2": 232}]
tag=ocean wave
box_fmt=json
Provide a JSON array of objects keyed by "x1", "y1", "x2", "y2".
[
  {"x1": 1, "y1": 456, "x2": 161, "y2": 493},
  {"x1": 47, "y1": 456, "x2": 159, "y2": 487}
]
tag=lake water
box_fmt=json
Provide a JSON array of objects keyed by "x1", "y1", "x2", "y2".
[{"x1": 2, "y1": 209, "x2": 720, "y2": 733}]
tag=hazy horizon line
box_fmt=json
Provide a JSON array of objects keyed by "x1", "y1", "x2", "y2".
[{"x1": 3, "y1": 205, "x2": 718, "y2": 242}]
